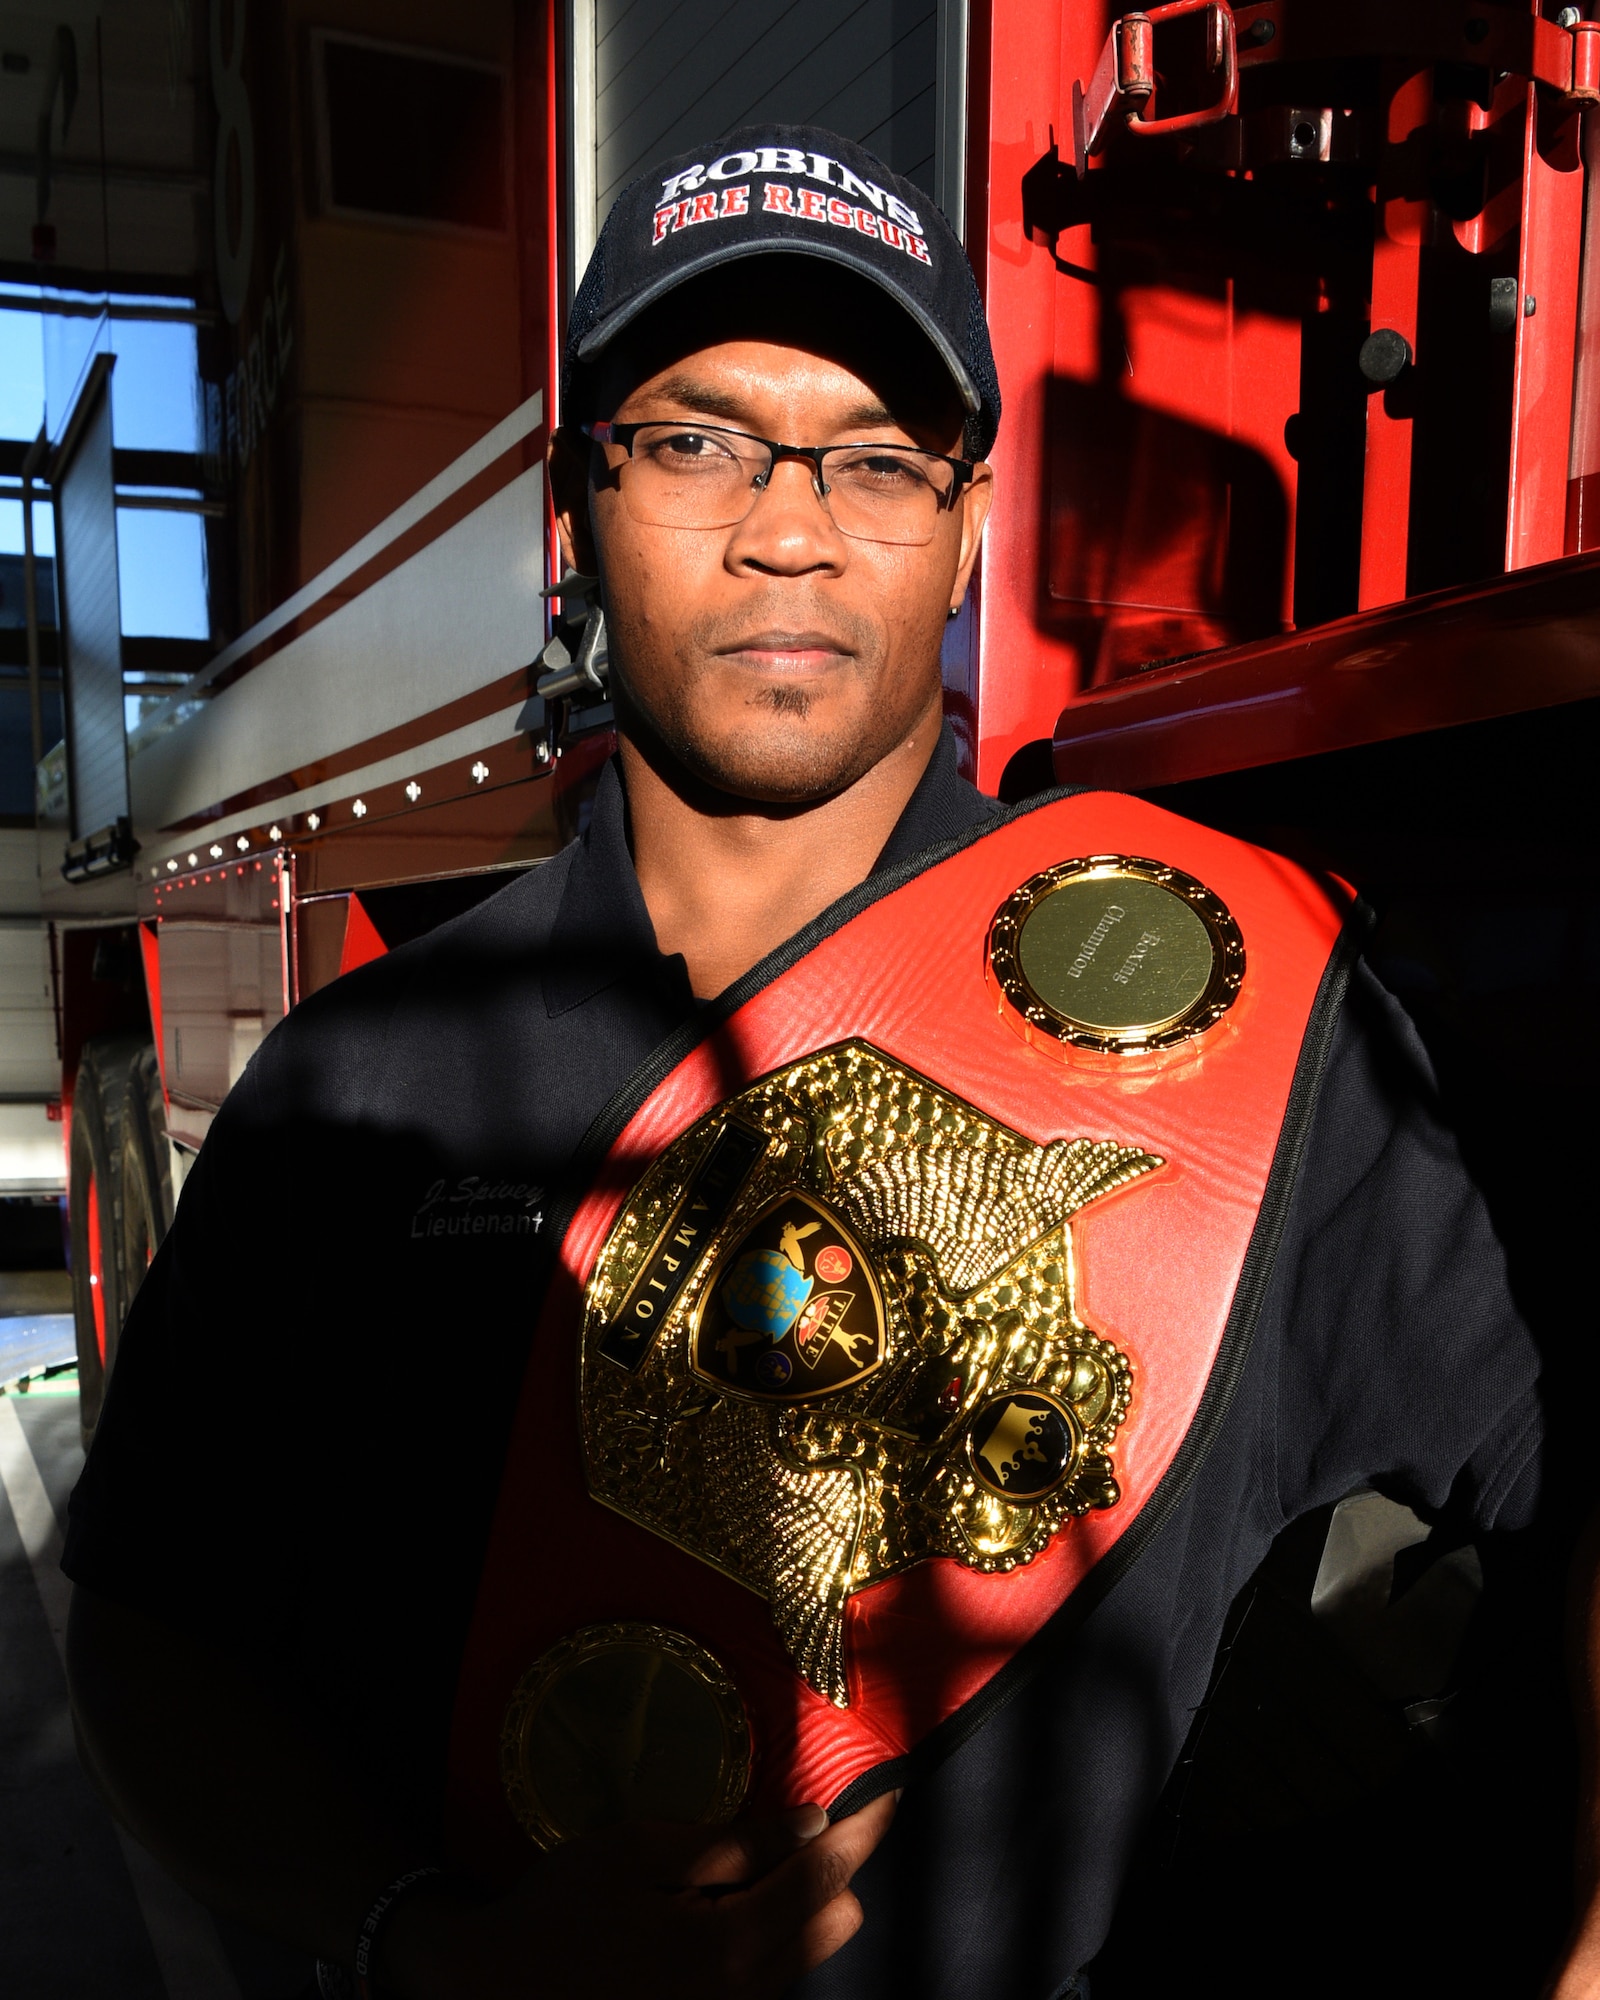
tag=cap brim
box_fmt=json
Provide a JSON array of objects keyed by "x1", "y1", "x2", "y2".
[{"x1": 572, "y1": 234, "x2": 984, "y2": 421}]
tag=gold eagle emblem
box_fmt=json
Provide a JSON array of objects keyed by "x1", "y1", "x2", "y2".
[{"x1": 581, "y1": 1041, "x2": 1160, "y2": 1707}]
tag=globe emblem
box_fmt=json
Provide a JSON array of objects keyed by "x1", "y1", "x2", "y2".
[
  {"x1": 689, "y1": 1193, "x2": 887, "y2": 1403},
  {"x1": 721, "y1": 1249, "x2": 813, "y2": 1339}
]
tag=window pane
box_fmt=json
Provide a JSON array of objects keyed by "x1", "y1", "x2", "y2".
[
  {"x1": 0, "y1": 506, "x2": 57, "y2": 633},
  {"x1": 108, "y1": 319, "x2": 201, "y2": 451},
  {"x1": 116, "y1": 510, "x2": 208, "y2": 639},
  {"x1": 42, "y1": 303, "x2": 108, "y2": 443},
  {"x1": 0, "y1": 500, "x2": 56, "y2": 560},
  {"x1": 0, "y1": 311, "x2": 45, "y2": 441}
]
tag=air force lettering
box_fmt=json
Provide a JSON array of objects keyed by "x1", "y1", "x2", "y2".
[{"x1": 447, "y1": 790, "x2": 1353, "y2": 1873}]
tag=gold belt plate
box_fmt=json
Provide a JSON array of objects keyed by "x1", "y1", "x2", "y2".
[
  {"x1": 581, "y1": 1041, "x2": 1162, "y2": 1707},
  {"x1": 500, "y1": 1622, "x2": 750, "y2": 1848},
  {"x1": 988, "y1": 854, "x2": 1245, "y2": 1054}
]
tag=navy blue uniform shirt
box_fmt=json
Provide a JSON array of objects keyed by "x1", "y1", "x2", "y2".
[{"x1": 64, "y1": 729, "x2": 1543, "y2": 1998}]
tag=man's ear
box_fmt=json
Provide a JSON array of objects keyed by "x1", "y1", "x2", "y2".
[
  {"x1": 547, "y1": 427, "x2": 598, "y2": 575},
  {"x1": 949, "y1": 462, "x2": 994, "y2": 612}
]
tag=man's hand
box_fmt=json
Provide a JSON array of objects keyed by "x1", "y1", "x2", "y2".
[
  {"x1": 384, "y1": 1795, "x2": 897, "y2": 2000},
  {"x1": 68, "y1": 1587, "x2": 894, "y2": 1994}
]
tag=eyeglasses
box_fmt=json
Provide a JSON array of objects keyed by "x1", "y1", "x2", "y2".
[{"x1": 582, "y1": 421, "x2": 975, "y2": 547}]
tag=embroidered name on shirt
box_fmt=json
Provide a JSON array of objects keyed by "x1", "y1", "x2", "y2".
[{"x1": 410, "y1": 1175, "x2": 544, "y2": 1240}]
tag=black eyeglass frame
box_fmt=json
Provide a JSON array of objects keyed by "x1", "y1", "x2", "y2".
[{"x1": 580, "y1": 420, "x2": 977, "y2": 510}]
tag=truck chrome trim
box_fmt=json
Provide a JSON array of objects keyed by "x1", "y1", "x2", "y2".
[
  {"x1": 132, "y1": 390, "x2": 544, "y2": 735},
  {"x1": 131, "y1": 467, "x2": 546, "y2": 836},
  {"x1": 566, "y1": 0, "x2": 599, "y2": 296},
  {"x1": 935, "y1": 0, "x2": 970, "y2": 241},
  {"x1": 140, "y1": 700, "x2": 532, "y2": 865}
]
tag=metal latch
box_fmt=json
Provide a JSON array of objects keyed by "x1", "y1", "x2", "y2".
[
  {"x1": 62, "y1": 817, "x2": 138, "y2": 883},
  {"x1": 1071, "y1": 0, "x2": 1239, "y2": 177},
  {"x1": 535, "y1": 569, "x2": 608, "y2": 702}
]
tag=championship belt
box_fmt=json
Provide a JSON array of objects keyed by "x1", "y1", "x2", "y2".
[{"x1": 446, "y1": 791, "x2": 1354, "y2": 1875}]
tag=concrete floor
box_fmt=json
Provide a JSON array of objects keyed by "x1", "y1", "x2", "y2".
[
  {"x1": 0, "y1": 1367, "x2": 315, "y2": 1999},
  {"x1": 0, "y1": 1319, "x2": 75, "y2": 1393},
  {"x1": 0, "y1": 1271, "x2": 76, "y2": 1392}
]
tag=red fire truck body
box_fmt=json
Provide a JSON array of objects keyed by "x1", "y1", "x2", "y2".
[{"x1": 31, "y1": 0, "x2": 1600, "y2": 1480}]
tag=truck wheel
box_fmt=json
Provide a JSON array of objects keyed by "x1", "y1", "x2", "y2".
[
  {"x1": 118, "y1": 1044, "x2": 174, "y2": 1301},
  {"x1": 69, "y1": 1034, "x2": 144, "y2": 1451}
]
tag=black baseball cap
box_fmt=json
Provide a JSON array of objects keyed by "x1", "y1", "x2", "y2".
[{"x1": 564, "y1": 125, "x2": 1001, "y2": 458}]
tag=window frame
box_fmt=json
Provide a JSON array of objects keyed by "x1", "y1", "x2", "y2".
[{"x1": 309, "y1": 28, "x2": 515, "y2": 242}]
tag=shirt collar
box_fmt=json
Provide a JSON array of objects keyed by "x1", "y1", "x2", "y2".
[
  {"x1": 544, "y1": 757, "x2": 681, "y2": 1018},
  {"x1": 874, "y1": 719, "x2": 1000, "y2": 872},
  {"x1": 542, "y1": 723, "x2": 998, "y2": 1020}
]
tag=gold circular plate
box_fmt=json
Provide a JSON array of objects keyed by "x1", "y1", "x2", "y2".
[
  {"x1": 988, "y1": 854, "x2": 1245, "y2": 1054},
  {"x1": 500, "y1": 1622, "x2": 751, "y2": 1848}
]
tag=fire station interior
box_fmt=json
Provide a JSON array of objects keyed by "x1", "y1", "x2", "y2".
[{"x1": 0, "y1": 1, "x2": 1595, "y2": 1995}]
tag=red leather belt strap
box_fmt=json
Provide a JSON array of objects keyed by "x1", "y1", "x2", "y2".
[{"x1": 446, "y1": 791, "x2": 1352, "y2": 1876}]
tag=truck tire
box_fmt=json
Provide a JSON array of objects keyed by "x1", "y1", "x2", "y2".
[
  {"x1": 69, "y1": 1034, "x2": 147, "y2": 1451},
  {"x1": 118, "y1": 1043, "x2": 175, "y2": 1303}
]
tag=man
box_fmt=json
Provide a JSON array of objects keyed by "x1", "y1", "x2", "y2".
[{"x1": 62, "y1": 126, "x2": 1574, "y2": 1998}]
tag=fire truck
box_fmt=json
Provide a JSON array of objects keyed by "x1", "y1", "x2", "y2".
[{"x1": 8, "y1": 0, "x2": 1594, "y2": 1983}]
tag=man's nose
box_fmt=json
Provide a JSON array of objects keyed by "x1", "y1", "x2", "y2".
[{"x1": 726, "y1": 455, "x2": 847, "y2": 572}]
